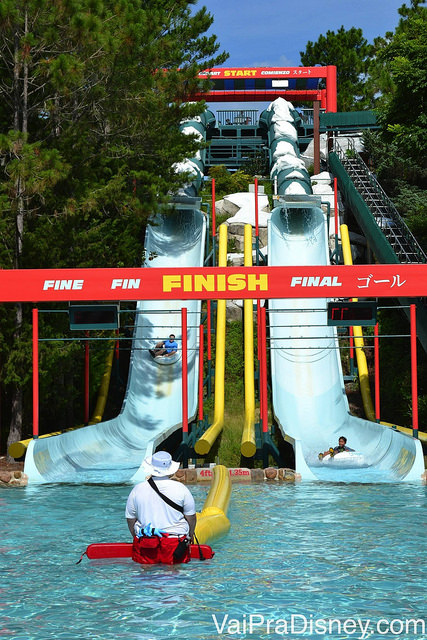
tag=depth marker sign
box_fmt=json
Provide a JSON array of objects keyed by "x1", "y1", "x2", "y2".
[{"x1": 0, "y1": 265, "x2": 426, "y2": 302}]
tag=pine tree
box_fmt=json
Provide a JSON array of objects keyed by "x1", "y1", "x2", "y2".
[
  {"x1": 300, "y1": 26, "x2": 374, "y2": 111},
  {"x1": 374, "y1": 0, "x2": 427, "y2": 161},
  {"x1": 0, "y1": 1, "x2": 227, "y2": 455}
]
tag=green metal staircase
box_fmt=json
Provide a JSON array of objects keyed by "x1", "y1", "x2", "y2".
[
  {"x1": 332, "y1": 138, "x2": 426, "y2": 264},
  {"x1": 329, "y1": 137, "x2": 427, "y2": 353}
]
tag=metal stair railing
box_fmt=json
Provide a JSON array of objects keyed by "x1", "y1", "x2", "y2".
[{"x1": 333, "y1": 138, "x2": 427, "y2": 264}]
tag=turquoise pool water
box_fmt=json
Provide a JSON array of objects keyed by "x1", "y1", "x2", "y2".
[{"x1": 1, "y1": 481, "x2": 425, "y2": 640}]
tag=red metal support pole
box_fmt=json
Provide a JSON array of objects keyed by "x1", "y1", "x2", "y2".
[
  {"x1": 84, "y1": 331, "x2": 90, "y2": 424},
  {"x1": 334, "y1": 177, "x2": 339, "y2": 237},
  {"x1": 254, "y1": 177, "x2": 259, "y2": 238},
  {"x1": 410, "y1": 304, "x2": 419, "y2": 437},
  {"x1": 256, "y1": 299, "x2": 262, "y2": 401},
  {"x1": 326, "y1": 65, "x2": 337, "y2": 113},
  {"x1": 181, "y1": 307, "x2": 188, "y2": 433},
  {"x1": 313, "y1": 100, "x2": 320, "y2": 176},
  {"x1": 32, "y1": 308, "x2": 39, "y2": 438},
  {"x1": 320, "y1": 89, "x2": 327, "y2": 110},
  {"x1": 198, "y1": 323, "x2": 204, "y2": 422},
  {"x1": 349, "y1": 326, "x2": 355, "y2": 376},
  {"x1": 212, "y1": 178, "x2": 216, "y2": 238},
  {"x1": 207, "y1": 300, "x2": 212, "y2": 360},
  {"x1": 254, "y1": 177, "x2": 260, "y2": 266},
  {"x1": 211, "y1": 179, "x2": 216, "y2": 267},
  {"x1": 206, "y1": 299, "x2": 212, "y2": 397},
  {"x1": 258, "y1": 306, "x2": 264, "y2": 424},
  {"x1": 374, "y1": 322, "x2": 380, "y2": 422},
  {"x1": 261, "y1": 306, "x2": 268, "y2": 433}
]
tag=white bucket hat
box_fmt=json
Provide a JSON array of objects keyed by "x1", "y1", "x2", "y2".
[{"x1": 143, "y1": 451, "x2": 180, "y2": 477}]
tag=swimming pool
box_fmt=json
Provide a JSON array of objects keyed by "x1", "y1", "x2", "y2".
[{"x1": 1, "y1": 481, "x2": 425, "y2": 639}]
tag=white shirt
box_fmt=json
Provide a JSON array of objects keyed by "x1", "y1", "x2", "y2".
[{"x1": 125, "y1": 476, "x2": 196, "y2": 536}]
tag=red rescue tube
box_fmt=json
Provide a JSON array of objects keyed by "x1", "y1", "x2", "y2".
[{"x1": 84, "y1": 542, "x2": 214, "y2": 561}]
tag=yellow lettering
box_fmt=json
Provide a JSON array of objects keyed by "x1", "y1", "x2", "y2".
[
  {"x1": 183, "y1": 275, "x2": 192, "y2": 291},
  {"x1": 236, "y1": 70, "x2": 244, "y2": 77},
  {"x1": 248, "y1": 273, "x2": 268, "y2": 291},
  {"x1": 194, "y1": 274, "x2": 215, "y2": 292},
  {"x1": 224, "y1": 70, "x2": 231, "y2": 77},
  {"x1": 217, "y1": 274, "x2": 226, "y2": 291},
  {"x1": 163, "y1": 275, "x2": 181, "y2": 292},
  {"x1": 228, "y1": 274, "x2": 247, "y2": 291}
]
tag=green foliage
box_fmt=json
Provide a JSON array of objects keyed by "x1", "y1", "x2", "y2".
[
  {"x1": 203, "y1": 320, "x2": 252, "y2": 467},
  {"x1": 374, "y1": 0, "x2": 427, "y2": 163},
  {"x1": 204, "y1": 165, "x2": 252, "y2": 203},
  {"x1": 0, "y1": 0, "x2": 228, "y2": 449},
  {"x1": 377, "y1": 308, "x2": 427, "y2": 429},
  {"x1": 300, "y1": 26, "x2": 375, "y2": 110},
  {"x1": 242, "y1": 151, "x2": 269, "y2": 177},
  {"x1": 394, "y1": 185, "x2": 427, "y2": 251},
  {"x1": 224, "y1": 321, "x2": 245, "y2": 400},
  {"x1": 362, "y1": 3, "x2": 426, "y2": 250}
]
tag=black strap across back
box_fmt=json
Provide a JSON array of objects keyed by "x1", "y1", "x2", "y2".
[{"x1": 148, "y1": 477, "x2": 184, "y2": 513}]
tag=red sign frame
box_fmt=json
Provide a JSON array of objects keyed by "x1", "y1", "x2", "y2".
[
  {"x1": 196, "y1": 66, "x2": 337, "y2": 112},
  {"x1": 0, "y1": 265, "x2": 426, "y2": 303},
  {"x1": 198, "y1": 67, "x2": 331, "y2": 79}
]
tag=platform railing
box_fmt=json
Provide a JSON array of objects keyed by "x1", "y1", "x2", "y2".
[
  {"x1": 216, "y1": 109, "x2": 258, "y2": 126},
  {"x1": 333, "y1": 137, "x2": 427, "y2": 264}
]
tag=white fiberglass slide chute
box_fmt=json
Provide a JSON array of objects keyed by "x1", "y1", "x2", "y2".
[
  {"x1": 24, "y1": 206, "x2": 206, "y2": 484},
  {"x1": 265, "y1": 98, "x2": 424, "y2": 482},
  {"x1": 24, "y1": 112, "x2": 214, "y2": 484}
]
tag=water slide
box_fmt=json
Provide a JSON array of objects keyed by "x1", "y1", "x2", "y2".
[
  {"x1": 265, "y1": 98, "x2": 424, "y2": 481},
  {"x1": 24, "y1": 113, "x2": 214, "y2": 484}
]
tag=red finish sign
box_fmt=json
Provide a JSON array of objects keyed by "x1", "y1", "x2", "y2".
[{"x1": 0, "y1": 265, "x2": 426, "y2": 303}]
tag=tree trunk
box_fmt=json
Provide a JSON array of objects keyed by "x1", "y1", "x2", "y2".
[
  {"x1": 22, "y1": 8, "x2": 28, "y2": 135},
  {"x1": 6, "y1": 301, "x2": 24, "y2": 463},
  {"x1": 7, "y1": 18, "x2": 26, "y2": 460},
  {"x1": 13, "y1": 29, "x2": 20, "y2": 130},
  {"x1": 7, "y1": 388, "x2": 23, "y2": 462}
]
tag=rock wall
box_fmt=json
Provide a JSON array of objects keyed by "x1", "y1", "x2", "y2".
[{"x1": 0, "y1": 470, "x2": 28, "y2": 487}]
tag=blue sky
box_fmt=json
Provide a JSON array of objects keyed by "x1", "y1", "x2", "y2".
[
  {"x1": 197, "y1": 0, "x2": 406, "y2": 68},
  {"x1": 195, "y1": 0, "x2": 406, "y2": 112}
]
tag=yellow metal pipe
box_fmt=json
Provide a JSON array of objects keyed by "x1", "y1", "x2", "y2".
[
  {"x1": 195, "y1": 224, "x2": 228, "y2": 455},
  {"x1": 241, "y1": 224, "x2": 256, "y2": 457},
  {"x1": 202, "y1": 463, "x2": 232, "y2": 513},
  {"x1": 340, "y1": 224, "x2": 376, "y2": 421},
  {"x1": 88, "y1": 342, "x2": 115, "y2": 424},
  {"x1": 8, "y1": 342, "x2": 115, "y2": 459},
  {"x1": 340, "y1": 224, "x2": 427, "y2": 443},
  {"x1": 195, "y1": 464, "x2": 231, "y2": 544}
]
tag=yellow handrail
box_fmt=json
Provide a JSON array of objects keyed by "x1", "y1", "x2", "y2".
[
  {"x1": 241, "y1": 224, "x2": 256, "y2": 457},
  {"x1": 195, "y1": 464, "x2": 231, "y2": 544},
  {"x1": 195, "y1": 224, "x2": 228, "y2": 455},
  {"x1": 340, "y1": 224, "x2": 375, "y2": 420}
]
